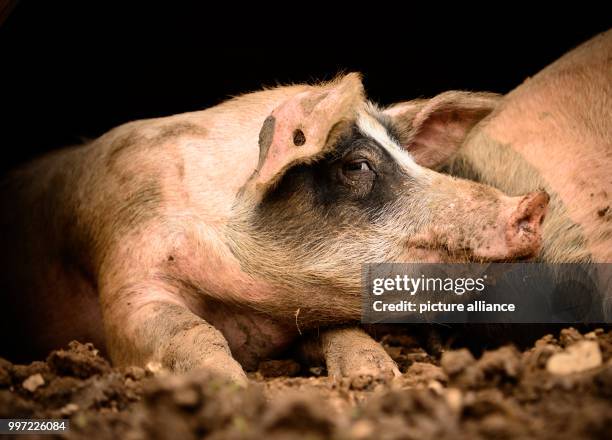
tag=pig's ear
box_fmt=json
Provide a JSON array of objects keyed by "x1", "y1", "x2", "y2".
[
  {"x1": 384, "y1": 91, "x2": 501, "y2": 169},
  {"x1": 243, "y1": 73, "x2": 364, "y2": 200}
]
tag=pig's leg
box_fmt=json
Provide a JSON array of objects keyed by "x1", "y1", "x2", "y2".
[
  {"x1": 102, "y1": 287, "x2": 248, "y2": 386},
  {"x1": 301, "y1": 327, "x2": 400, "y2": 380}
]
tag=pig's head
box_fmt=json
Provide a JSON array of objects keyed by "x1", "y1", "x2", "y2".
[{"x1": 227, "y1": 74, "x2": 548, "y2": 323}]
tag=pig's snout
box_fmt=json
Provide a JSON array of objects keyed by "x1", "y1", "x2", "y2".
[
  {"x1": 467, "y1": 189, "x2": 549, "y2": 261},
  {"x1": 504, "y1": 190, "x2": 549, "y2": 258}
]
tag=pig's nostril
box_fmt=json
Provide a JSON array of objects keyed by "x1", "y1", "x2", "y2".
[
  {"x1": 514, "y1": 191, "x2": 549, "y2": 234},
  {"x1": 293, "y1": 129, "x2": 306, "y2": 146},
  {"x1": 518, "y1": 217, "x2": 536, "y2": 234}
]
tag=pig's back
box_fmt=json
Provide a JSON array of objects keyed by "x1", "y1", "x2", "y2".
[{"x1": 459, "y1": 30, "x2": 612, "y2": 262}]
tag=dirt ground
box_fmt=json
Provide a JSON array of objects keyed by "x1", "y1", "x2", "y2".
[{"x1": 1, "y1": 327, "x2": 612, "y2": 440}]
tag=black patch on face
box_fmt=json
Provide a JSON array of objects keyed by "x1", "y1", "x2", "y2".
[{"x1": 255, "y1": 122, "x2": 412, "y2": 231}]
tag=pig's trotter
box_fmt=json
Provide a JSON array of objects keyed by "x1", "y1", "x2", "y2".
[
  {"x1": 104, "y1": 297, "x2": 248, "y2": 386},
  {"x1": 320, "y1": 327, "x2": 401, "y2": 381}
]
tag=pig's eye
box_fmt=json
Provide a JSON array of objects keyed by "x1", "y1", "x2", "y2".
[
  {"x1": 342, "y1": 160, "x2": 372, "y2": 175},
  {"x1": 339, "y1": 158, "x2": 376, "y2": 195}
]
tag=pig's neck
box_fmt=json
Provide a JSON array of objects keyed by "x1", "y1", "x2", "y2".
[{"x1": 222, "y1": 220, "x2": 363, "y2": 327}]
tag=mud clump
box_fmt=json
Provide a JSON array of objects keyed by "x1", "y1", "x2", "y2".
[
  {"x1": 0, "y1": 341, "x2": 148, "y2": 421},
  {"x1": 0, "y1": 328, "x2": 611, "y2": 439},
  {"x1": 47, "y1": 341, "x2": 111, "y2": 379}
]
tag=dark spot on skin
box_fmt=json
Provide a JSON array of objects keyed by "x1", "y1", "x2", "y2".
[
  {"x1": 538, "y1": 112, "x2": 551, "y2": 120},
  {"x1": 257, "y1": 116, "x2": 276, "y2": 170},
  {"x1": 293, "y1": 129, "x2": 306, "y2": 146},
  {"x1": 590, "y1": 193, "x2": 594, "y2": 197},
  {"x1": 598, "y1": 206, "x2": 609, "y2": 218},
  {"x1": 152, "y1": 122, "x2": 208, "y2": 144},
  {"x1": 168, "y1": 255, "x2": 174, "y2": 262},
  {"x1": 177, "y1": 161, "x2": 185, "y2": 180}
]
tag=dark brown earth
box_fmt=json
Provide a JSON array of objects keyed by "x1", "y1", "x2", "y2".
[{"x1": 1, "y1": 327, "x2": 612, "y2": 439}]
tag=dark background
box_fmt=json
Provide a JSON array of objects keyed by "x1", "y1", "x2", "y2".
[{"x1": 0, "y1": 2, "x2": 610, "y2": 174}]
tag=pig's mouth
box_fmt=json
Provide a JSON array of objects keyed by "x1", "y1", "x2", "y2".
[
  {"x1": 404, "y1": 243, "x2": 540, "y2": 264},
  {"x1": 401, "y1": 243, "x2": 477, "y2": 264}
]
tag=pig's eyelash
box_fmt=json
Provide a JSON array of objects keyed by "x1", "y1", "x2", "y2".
[{"x1": 335, "y1": 142, "x2": 379, "y2": 163}]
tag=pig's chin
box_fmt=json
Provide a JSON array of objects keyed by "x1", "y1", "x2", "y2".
[{"x1": 399, "y1": 245, "x2": 539, "y2": 264}]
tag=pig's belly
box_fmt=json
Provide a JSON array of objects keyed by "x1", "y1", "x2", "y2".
[{"x1": 196, "y1": 298, "x2": 298, "y2": 371}]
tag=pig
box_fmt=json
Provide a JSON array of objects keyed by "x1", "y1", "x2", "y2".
[
  {"x1": 386, "y1": 30, "x2": 612, "y2": 264},
  {"x1": 0, "y1": 73, "x2": 548, "y2": 385}
]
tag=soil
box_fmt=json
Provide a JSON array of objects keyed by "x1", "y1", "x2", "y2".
[{"x1": 1, "y1": 327, "x2": 612, "y2": 439}]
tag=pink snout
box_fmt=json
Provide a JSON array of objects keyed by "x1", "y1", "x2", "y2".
[
  {"x1": 476, "y1": 190, "x2": 549, "y2": 260},
  {"x1": 505, "y1": 190, "x2": 550, "y2": 257}
]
